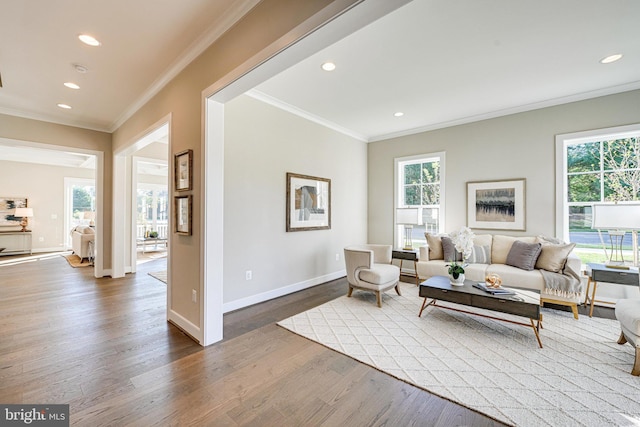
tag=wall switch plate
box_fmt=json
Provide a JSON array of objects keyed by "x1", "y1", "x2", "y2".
[
  {"x1": 335, "y1": 253, "x2": 340, "y2": 261},
  {"x1": 192, "y1": 289, "x2": 197, "y2": 303},
  {"x1": 245, "y1": 270, "x2": 252, "y2": 280}
]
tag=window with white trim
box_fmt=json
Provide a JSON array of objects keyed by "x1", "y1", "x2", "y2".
[
  {"x1": 556, "y1": 124, "x2": 640, "y2": 264},
  {"x1": 395, "y1": 152, "x2": 445, "y2": 249}
]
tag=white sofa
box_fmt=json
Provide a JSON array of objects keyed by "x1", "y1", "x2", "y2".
[
  {"x1": 71, "y1": 225, "x2": 95, "y2": 261},
  {"x1": 417, "y1": 233, "x2": 584, "y2": 318}
]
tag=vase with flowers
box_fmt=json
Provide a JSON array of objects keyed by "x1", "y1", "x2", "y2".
[{"x1": 446, "y1": 226, "x2": 475, "y2": 285}]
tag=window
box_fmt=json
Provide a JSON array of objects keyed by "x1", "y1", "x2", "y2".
[
  {"x1": 395, "y1": 152, "x2": 445, "y2": 249},
  {"x1": 137, "y1": 185, "x2": 169, "y2": 238},
  {"x1": 556, "y1": 124, "x2": 640, "y2": 264}
]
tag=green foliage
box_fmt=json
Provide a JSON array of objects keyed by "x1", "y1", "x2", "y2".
[
  {"x1": 447, "y1": 261, "x2": 465, "y2": 278},
  {"x1": 73, "y1": 187, "x2": 93, "y2": 213}
]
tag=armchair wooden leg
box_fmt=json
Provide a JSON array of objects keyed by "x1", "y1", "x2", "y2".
[
  {"x1": 618, "y1": 331, "x2": 628, "y2": 345},
  {"x1": 376, "y1": 291, "x2": 382, "y2": 308},
  {"x1": 347, "y1": 286, "x2": 353, "y2": 298},
  {"x1": 394, "y1": 284, "x2": 401, "y2": 296},
  {"x1": 633, "y1": 347, "x2": 640, "y2": 376}
]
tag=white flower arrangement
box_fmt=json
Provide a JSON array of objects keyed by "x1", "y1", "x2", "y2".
[{"x1": 450, "y1": 226, "x2": 475, "y2": 260}]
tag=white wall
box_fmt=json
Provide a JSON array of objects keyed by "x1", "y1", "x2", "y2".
[
  {"x1": 368, "y1": 90, "x2": 640, "y2": 244},
  {"x1": 0, "y1": 160, "x2": 94, "y2": 252},
  {"x1": 368, "y1": 89, "x2": 640, "y2": 302},
  {"x1": 222, "y1": 94, "x2": 367, "y2": 309}
]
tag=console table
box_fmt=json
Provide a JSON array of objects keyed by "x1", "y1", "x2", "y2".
[
  {"x1": 0, "y1": 231, "x2": 32, "y2": 256},
  {"x1": 585, "y1": 263, "x2": 639, "y2": 317}
]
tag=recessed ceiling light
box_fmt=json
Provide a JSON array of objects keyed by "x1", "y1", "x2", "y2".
[
  {"x1": 78, "y1": 34, "x2": 101, "y2": 47},
  {"x1": 394, "y1": 112, "x2": 404, "y2": 117},
  {"x1": 64, "y1": 82, "x2": 80, "y2": 90},
  {"x1": 600, "y1": 54, "x2": 623, "y2": 64},
  {"x1": 321, "y1": 62, "x2": 336, "y2": 71},
  {"x1": 57, "y1": 103, "x2": 72, "y2": 109}
]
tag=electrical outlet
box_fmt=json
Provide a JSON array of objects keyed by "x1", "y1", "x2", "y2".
[
  {"x1": 192, "y1": 289, "x2": 197, "y2": 303},
  {"x1": 39, "y1": 237, "x2": 45, "y2": 242},
  {"x1": 245, "y1": 270, "x2": 252, "y2": 280},
  {"x1": 335, "y1": 253, "x2": 340, "y2": 261}
]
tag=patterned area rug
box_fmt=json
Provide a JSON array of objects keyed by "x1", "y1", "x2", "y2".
[
  {"x1": 277, "y1": 282, "x2": 640, "y2": 427},
  {"x1": 148, "y1": 270, "x2": 167, "y2": 284}
]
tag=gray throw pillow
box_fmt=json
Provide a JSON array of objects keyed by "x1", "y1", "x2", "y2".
[
  {"x1": 441, "y1": 236, "x2": 463, "y2": 262},
  {"x1": 467, "y1": 245, "x2": 492, "y2": 264},
  {"x1": 505, "y1": 241, "x2": 542, "y2": 271}
]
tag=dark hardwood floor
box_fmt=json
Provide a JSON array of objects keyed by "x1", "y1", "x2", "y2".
[{"x1": 0, "y1": 256, "x2": 614, "y2": 426}]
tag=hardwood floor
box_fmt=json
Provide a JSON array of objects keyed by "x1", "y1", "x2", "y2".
[{"x1": 0, "y1": 257, "x2": 614, "y2": 426}]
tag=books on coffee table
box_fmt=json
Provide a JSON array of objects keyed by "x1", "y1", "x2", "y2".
[{"x1": 473, "y1": 282, "x2": 516, "y2": 296}]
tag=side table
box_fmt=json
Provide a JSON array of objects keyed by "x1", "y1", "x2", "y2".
[
  {"x1": 392, "y1": 248, "x2": 420, "y2": 286},
  {"x1": 585, "y1": 263, "x2": 639, "y2": 317}
]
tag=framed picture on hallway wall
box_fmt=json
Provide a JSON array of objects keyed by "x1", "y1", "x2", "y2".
[
  {"x1": 286, "y1": 172, "x2": 331, "y2": 232},
  {"x1": 175, "y1": 195, "x2": 192, "y2": 235},
  {"x1": 174, "y1": 149, "x2": 193, "y2": 191},
  {"x1": 467, "y1": 178, "x2": 526, "y2": 231}
]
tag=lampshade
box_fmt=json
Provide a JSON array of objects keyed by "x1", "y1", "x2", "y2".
[
  {"x1": 592, "y1": 203, "x2": 640, "y2": 230},
  {"x1": 83, "y1": 211, "x2": 96, "y2": 220},
  {"x1": 396, "y1": 207, "x2": 420, "y2": 225},
  {"x1": 14, "y1": 207, "x2": 33, "y2": 218}
]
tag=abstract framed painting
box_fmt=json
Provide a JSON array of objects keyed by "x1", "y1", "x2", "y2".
[
  {"x1": 286, "y1": 172, "x2": 331, "y2": 232},
  {"x1": 467, "y1": 179, "x2": 526, "y2": 231}
]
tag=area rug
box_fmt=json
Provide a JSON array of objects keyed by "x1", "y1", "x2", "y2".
[
  {"x1": 277, "y1": 282, "x2": 640, "y2": 427},
  {"x1": 63, "y1": 254, "x2": 92, "y2": 268},
  {"x1": 148, "y1": 270, "x2": 167, "y2": 284}
]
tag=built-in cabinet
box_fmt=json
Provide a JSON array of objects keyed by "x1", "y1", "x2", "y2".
[{"x1": 0, "y1": 231, "x2": 32, "y2": 256}]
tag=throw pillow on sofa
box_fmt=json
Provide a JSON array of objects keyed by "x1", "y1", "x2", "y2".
[
  {"x1": 535, "y1": 238, "x2": 576, "y2": 273},
  {"x1": 425, "y1": 233, "x2": 444, "y2": 260},
  {"x1": 467, "y1": 245, "x2": 492, "y2": 264},
  {"x1": 441, "y1": 236, "x2": 463, "y2": 262},
  {"x1": 506, "y1": 240, "x2": 542, "y2": 271}
]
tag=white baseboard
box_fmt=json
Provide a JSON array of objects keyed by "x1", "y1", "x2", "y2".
[
  {"x1": 168, "y1": 309, "x2": 201, "y2": 343},
  {"x1": 223, "y1": 270, "x2": 347, "y2": 313}
]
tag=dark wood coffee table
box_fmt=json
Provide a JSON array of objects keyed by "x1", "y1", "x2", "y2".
[{"x1": 418, "y1": 275, "x2": 543, "y2": 348}]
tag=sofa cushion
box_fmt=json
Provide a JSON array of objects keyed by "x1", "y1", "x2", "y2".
[
  {"x1": 425, "y1": 233, "x2": 444, "y2": 260},
  {"x1": 359, "y1": 263, "x2": 400, "y2": 285},
  {"x1": 473, "y1": 234, "x2": 493, "y2": 247},
  {"x1": 467, "y1": 245, "x2": 492, "y2": 264},
  {"x1": 416, "y1": 260, "x2": 488, "y2": 282},
  {"x1": 441, "y1": 236, "x2": 463, "y2": 262},
  {"x1": 486, "y1": 264, "x2": 544, "y2": 291},
  {"x1": 491, "y1": 235, "x2": 537, "y2": 264},
  {"x1": 506, "y1": 241, "x2": 542, "y2": 271},
  {"x1": 535, "y1": 239, "x2": 576, "y2": 273}
]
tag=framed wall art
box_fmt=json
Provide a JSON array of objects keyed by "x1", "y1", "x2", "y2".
[
  {"x1": 0, "y1": 197, "x2": 28, "y2": 227},
  {"x1": 174, "y1": 195, "x2": 192, "y2": 235},
  {"x1": 174, "y1": 149, "x2": 193, "y2": 191},
  {"x1": 467, "y1": 178, "x2": 526, "y2": 231},
  {"x1": 286, "y1": 172, "x2": 331, "y2": 232}
]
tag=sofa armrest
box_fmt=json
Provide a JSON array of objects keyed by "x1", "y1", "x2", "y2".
[
  {"x1": 565, "y1": 251, "x2": 582, "y2": 276},
  {"x1": 419, "y1": 246, "x2": 429, "y2": 261}
]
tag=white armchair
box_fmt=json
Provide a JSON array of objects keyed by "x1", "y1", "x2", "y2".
[
  {"x1": 344, "y1": 244, "x2": 401, "y2": 307},
  {"x1": 71, "y1": 226, "x2": 95, "y2": 262}
]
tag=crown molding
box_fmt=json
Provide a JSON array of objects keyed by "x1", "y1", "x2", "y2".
[{"x1": 110, "y1": 0, "x2": 261, "y2": 133}]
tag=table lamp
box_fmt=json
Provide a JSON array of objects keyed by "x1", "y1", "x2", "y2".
[
  {"x1": 396, "y1": 207, "x2": 420, "y2": 250},
  {"x1": 84, "y1": 211, "x2": 96, "y2": 227},
  {"x1": 592, "y1": 203, "x2": 640, "y2": 267},
  {"x1": 14, "y1": 207, "x2": 33, "y2": 232}
]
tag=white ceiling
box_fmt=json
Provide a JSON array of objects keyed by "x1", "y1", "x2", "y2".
[
  {"x1": 0, "y1": 0, "x2": 638, "y2": 150},
  {"x1": 0, "y1": 0, "x2": 258, "y2": 132},
  {"x1": 254, "y1": 0, "x2": 640, "y2": 142}
]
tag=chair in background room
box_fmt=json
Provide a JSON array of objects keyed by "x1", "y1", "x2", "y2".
[{"x1": 344, "y1": 244, "x2": 401, "y2": 307}]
